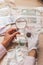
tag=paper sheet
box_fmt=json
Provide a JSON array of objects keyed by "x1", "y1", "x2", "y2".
[
  {"x1": 0, "y1": 6, "x2": 10, "y2": 16},
  {"x1": 0, "y1": 16, "x2": 11, "y2": 28}
]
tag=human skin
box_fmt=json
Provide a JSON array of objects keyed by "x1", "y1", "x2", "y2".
[{"x1": 2, "y1": 28, "x2": 20, "y2": 49}]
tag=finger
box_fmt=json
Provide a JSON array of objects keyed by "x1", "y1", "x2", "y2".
[
  {"x1": 6, "y1": 28, "x2": 18, "y2": 34},
  {"x1": 11, "y1": 32, "x2": 20, "y2": 37}
]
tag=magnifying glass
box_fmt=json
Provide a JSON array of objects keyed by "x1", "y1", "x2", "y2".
[{"x1": 15, "y1": 17, "x2": 27, "y2": 46}]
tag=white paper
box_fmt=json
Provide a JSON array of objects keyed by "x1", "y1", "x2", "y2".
[
  {"x1": 0, "y1": 6, "x2": 10, "y2": 16},
  {"x1": 0, "y1": 25, "x2": 11, "y2": 35},
  {"x1": 0, "y1": 16, "x2": 11, "y2": 28},
  {"x1": 0, "y1": 7, "x2": 43, "y2": 65}
]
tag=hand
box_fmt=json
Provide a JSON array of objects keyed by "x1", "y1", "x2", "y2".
[{"x1": 2, "y1": 28, "x2": 19, "y2": 48}]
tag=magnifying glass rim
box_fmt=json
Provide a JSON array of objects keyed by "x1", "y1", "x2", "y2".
[{"x1": 15, "y1": 17, "x2": 27, "y2": 29}]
